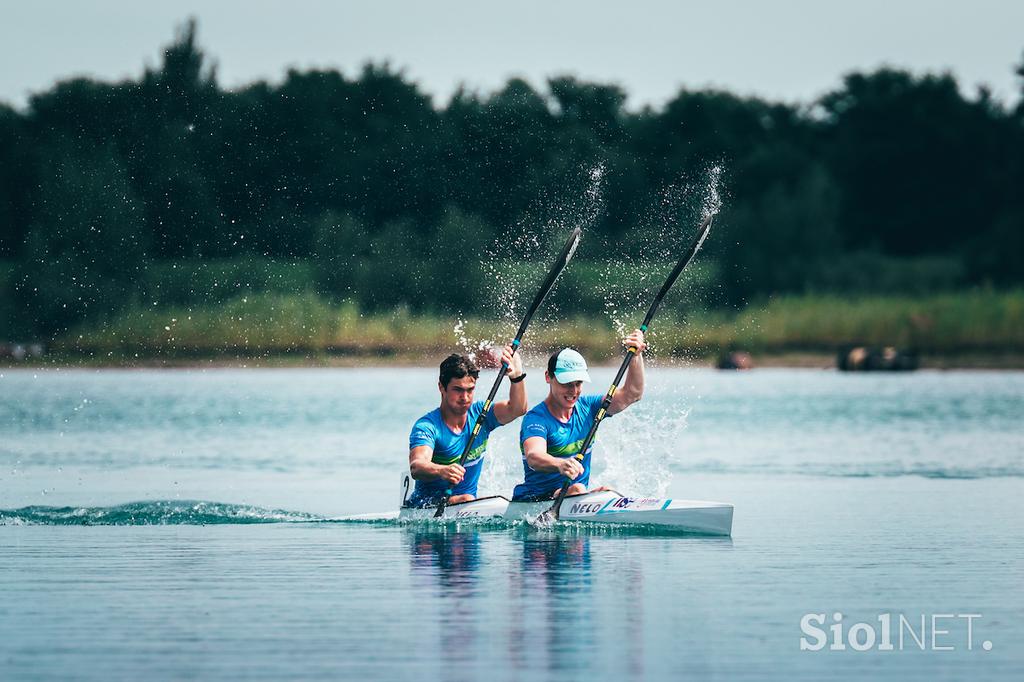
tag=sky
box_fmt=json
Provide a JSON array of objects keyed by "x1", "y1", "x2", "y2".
[{"x1": 2, "y1": 0, "x2": 1022, "y2": 111}]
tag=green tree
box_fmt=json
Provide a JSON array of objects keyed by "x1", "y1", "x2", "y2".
[
  {"x1": 1015, "y1": 51, "x2": 1024, "y2": 119},
  {"x1": 359, "y1": 218, "x2": 423, "y2": 311},
  {"x1": 0, "y1": 104, "x2": 31, "y2": 259},
  {"x1": 6, "y1": 18, "x2": 1024, "y2": 340},
  {"x1": 15, "y1": 142, "x2": 149, "y2": 336},
  {"x1": 312, "y1": 210, "x2": 369, "y2": 299},
  {"x1": 427, "y1": 206, "x2": 489, "y2": 314},
  {"x1": 818, "y1": 69, "x2": 1010, "y2": 256},
  {"x1": 442, "y1": 79, "x2": 557, "y2": 228},
  {"x1": 134, "y1": 18, "x2": 224, "y2": 258},
  {"x1": 715, "y1": 158, "x2": 842, "y2": 304},
  {"x1": 549, "y1": 76, "x2": 627, "y2": 147}
]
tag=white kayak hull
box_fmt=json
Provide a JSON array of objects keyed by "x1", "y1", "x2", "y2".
[
  {"x1": 398, "y1": 495, "x2": 510, "y2": 520},
  {"x1": 503, "y1": 490, "x2": 733, "y2": 536},
  {"x1": 395, "y1": 475, "x2": 733, "y2": 534}
]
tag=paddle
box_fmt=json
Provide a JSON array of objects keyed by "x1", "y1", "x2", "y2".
[
  {"x1": 533, "y1": 213, "x2": 714, "y2": 526},
  {"x1": 433, "y1": 226, "x2": 583, "y2": 518}
]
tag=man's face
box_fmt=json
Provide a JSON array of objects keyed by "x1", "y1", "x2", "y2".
[
  {"x1": 440, "y1": 375, "x2": 476, "y2": 414},
  {"x1": 547, "y1": 373, "x2": 583, "y2": 410}
]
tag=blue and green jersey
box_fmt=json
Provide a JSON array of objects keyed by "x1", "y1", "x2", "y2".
[
  {"x1": 512, "y1": 394, "x2": 608, "y2": 501},
  {"x1": 406, "y1": 401, "x2": 502, "y2": 507}
]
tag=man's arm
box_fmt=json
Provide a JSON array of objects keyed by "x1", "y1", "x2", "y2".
[
  {"x1": 608, "y1": 329, "x2": 647, "y2": 415},
  {"x1": 492, "y1": 343, "x2": 528, "y2": 425},
  {"x1": 522, "y1": 436, "x2": 584, "y2": 480},
  {"x1": 409, "y1": 446, "x2": 465, "y2": 486}
]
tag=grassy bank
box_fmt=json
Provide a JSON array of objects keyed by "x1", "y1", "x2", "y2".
[
  {"x1": 31, "y1": 288, "x2": 1023, "y2": 367},
  {"x1": 689, "y1": 290, "x2": 1024, "y2": 354}
]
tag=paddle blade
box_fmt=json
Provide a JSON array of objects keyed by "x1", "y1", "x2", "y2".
[
  {"x1": 433, "y1": 496, "x2": 448, "y2": 518},
  {"x1": 529, "y1": 502, "x2": 562, "y2": 528},
  {"x1": 528, "y1": 509, "x2": 556, "y2": 528}
]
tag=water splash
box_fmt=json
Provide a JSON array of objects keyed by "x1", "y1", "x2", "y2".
[
  {"x1": 597, "y1": 405, "x2": 692, "y2": 497},
  {"x1": 452, "y1": 318, "x2": 468, "y2": 351},
  {"x1": 599, "y1": 165, "x2": 725, "y2": 341},
  {"x1": 476, "y1": 427, "x2": 520, "y2": 496},
  {"x1": 465, "y1": 163, "x2": 607, "y2": 352},
  {"x1": 0, "y1": 500, "x2": 319, "y2": 526},
  {"x1": 578, "y1": 161, "x2": 607, "y2": 233},
  {"x1": 452, "y1": 317, "x2": 497, "y2": 356},
  {"x1": 591, "y1": 165, "x2": 726, "y2": 495},
  {"x1": 701, "y1": 163, "x2": 724, "y2": 220}
]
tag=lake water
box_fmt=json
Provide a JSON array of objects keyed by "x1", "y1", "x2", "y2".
[{"x1": 2, "y1": 366, "x2": 1022, "y2": 680}]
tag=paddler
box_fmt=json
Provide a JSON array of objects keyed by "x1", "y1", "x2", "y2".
[
  {"x1": 512, "y1": 330, "x2": 647, "y2": 501},
  {"x1": 406, "y1": 346, "x2": 527, "y2": 507}
]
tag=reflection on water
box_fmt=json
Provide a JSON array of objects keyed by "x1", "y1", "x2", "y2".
[
  {"x1": 512, "y1": 533, "x2": 595, "y2": 677},
  {"x1": 403, "y1": 526, "x2": 732, "y2": 678},
  {"x1": 407, "y1": 526, "x2": 484, "y2": 588},
  {"x1": 405, "y1": 527, "x2": 485, "y2": 670}
]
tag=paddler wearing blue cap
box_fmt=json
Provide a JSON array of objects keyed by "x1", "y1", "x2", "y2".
[{"x1": 512, "y1": 330, "x2": 647, "y2": 501}]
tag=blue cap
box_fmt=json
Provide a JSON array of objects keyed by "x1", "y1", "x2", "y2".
[{"x1": 553, "y1": 348, "x2": 591, "y2": 384}]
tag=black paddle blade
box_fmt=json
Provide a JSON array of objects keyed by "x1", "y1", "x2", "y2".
[
  {"x1": 529, "y1": 508, "x2": 557, "y2": 528},
  {"x1": 533, "y1": 481, "x2": 575, "y2": 526}
]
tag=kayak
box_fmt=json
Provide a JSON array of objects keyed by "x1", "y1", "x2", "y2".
[
  {"x1": 504, "y1": 489, "x2": 733, "y2": 535},
  {"x1": 398, "y1": 495, "x2": 511, "y2": 520},
  {"x1": 397, "y1": 475, "x2": 733, "y2": 535}
]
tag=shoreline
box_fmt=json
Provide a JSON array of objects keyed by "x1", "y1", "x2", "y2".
[{"x1": 4, "y1": 351, "x2": 1023, "y2": 370}]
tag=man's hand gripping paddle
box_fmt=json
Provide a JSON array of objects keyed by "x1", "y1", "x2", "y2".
[
  {"x1": 531, "y1": 214, "x2": 714, "y2": 527},
  {"x1": 433, "y1": 227, "x2": 582, "y2": 518}
]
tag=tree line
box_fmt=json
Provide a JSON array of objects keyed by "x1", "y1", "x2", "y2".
[{"x1": 1, "y1": 20, "x2": 1022, "y2": 339}]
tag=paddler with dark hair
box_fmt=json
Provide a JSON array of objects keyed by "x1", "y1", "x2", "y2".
[
  {"x1": 406, "y1": 346, "x2": 527, "y2": 508},
  {"x1": 512, "y1": 330, "x2": 647, "y2": 501}
]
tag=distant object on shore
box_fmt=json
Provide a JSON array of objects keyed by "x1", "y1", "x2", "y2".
[
  {"x1": 0, "y1": 343, "x2": 46, "y2": 361},
  {"x1": 717, "y1": 351, "x2": 754, "y2": 370},
  {"x1": 838, "y1": 346, "x2": 918, "y2": 372}
]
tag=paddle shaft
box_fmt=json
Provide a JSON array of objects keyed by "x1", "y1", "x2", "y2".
[
  {"x1": 433, "y1": 227, "x2": 582, "y2": 517},
  {"x1": 547, "y1": 214, "x2": 714, "y2": 520}
]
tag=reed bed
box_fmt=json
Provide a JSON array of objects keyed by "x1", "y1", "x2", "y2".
[{"x1": 53, "y1": 289, "x2": 1024, "y2": 363}]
